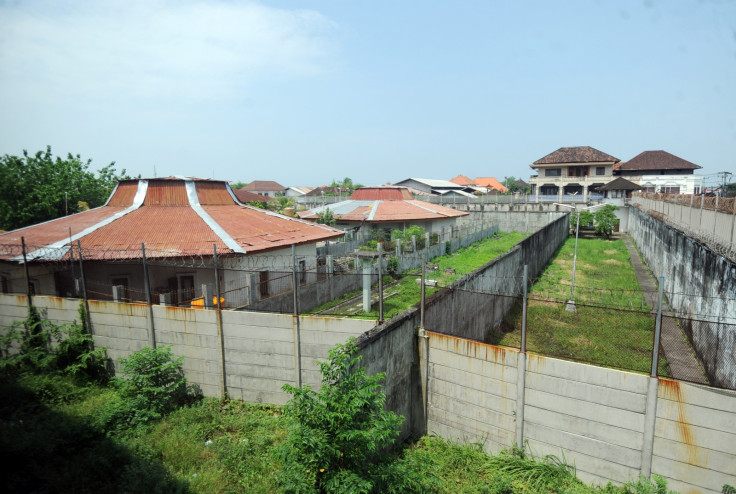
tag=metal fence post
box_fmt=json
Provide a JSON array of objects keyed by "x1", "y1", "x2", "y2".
[
  {"x1": 20, "y1": 237, "x2": 32, "y2": 310},
  {"x1": 378, "y1": 242, "x2": 384, "y2": 323},
  {"x1": 291, "y1": 244, "x2": 302, "y2": 387},
  {"x1": 213, "y1": 244, "x2": 227, "y2": 398},
  {"x1": 650, "y1": 276, "x2": 665, "y2": 377},
  {"x1": 76, "y1": 240, "x2": 92, "y2": 333},
  {"x1": 141, "y1": 243, "x2": 157, "y2": 348},
  {"x1": 521, "y1": 265, "x2": 528, "y2": 354}
]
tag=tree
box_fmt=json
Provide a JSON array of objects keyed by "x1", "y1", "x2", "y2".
[
  {"x1": 316, "y1": 208, "x2": 336, "y2": 226},
  {"x1": 327, "y1": 177, "x2": 364, "y2": 196},
  {"x1": 230, "y1": 181, "x2": 248, "y2": 190},
  {"x1": 502, "y1": 176, "x2": 530, "y2": 194},
  {"x1": 270, "y1": 195, "x2": 296, "y2": 216},
  {"x1": 594, "y1": 205, "x2": 619, "y2": 239},
  {"x1": 278, "y1": 339, "x2": 404, "y2": 493},
  {"x1": 570, "y1": 210, "x2": 594, "y2": 234},
  {"x1": 0, "y1": 146, "x2": 128, "y2": 231}
]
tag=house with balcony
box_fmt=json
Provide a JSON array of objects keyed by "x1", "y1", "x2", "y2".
[
  {"x1": 613, "y1": 150, "x2": 702, "y2": 194},
  {"x1": 529, "y1": 146, "x2": 620, "y2": 201}
]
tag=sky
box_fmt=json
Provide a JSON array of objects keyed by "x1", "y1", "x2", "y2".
[{"x1": 1, "y1": 0, "x2": 735, "y2": 189}]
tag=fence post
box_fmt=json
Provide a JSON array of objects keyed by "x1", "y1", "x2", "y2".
[
  {"x1": 650, "y1": 276, "x2": 664, "y2": 377},
  {"x1": 76, "y1": 240, "x2": 92, "y2": 333},
  {"x1": 419, "y1": 252, "x2": 429, "y2": 430},
  {"x1": 212, "y1": 244, "x2": 227, "y2": 398},
  {"x1": 731, "y1": 199, "x2": 736, "y2": 246},
  {"x1": 292, "y1": 244, "x2": 302, "y2": 388},
  {"x1": 378, "y1": 242, "x2": 384, "y2": 323},
  {"x1": 141, "y1": 243, "x2": 157, "y2": 348},
  {"x1": 643, "y1": 277, "x2": 663, "y2": 479},
  {"x1": 515, "y1": 265, "x2": 528, "y2": 448},
  {"x1": 713, "y1": 195, "x2": 719, "y2": 240},
  {"x1": 20, "y1": 237, "x2": 32, "y2": 310}
]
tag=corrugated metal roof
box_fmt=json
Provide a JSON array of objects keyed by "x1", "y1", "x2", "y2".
[
  {"x1": 0, "y1": 178, "x2": 343, "y2": 261},
  {"x1": 350, "y1": 187, "x2": 414, "y2": 201},
  {"x1": 299, "y1": 198, "x2": 467, "y2": 223}
]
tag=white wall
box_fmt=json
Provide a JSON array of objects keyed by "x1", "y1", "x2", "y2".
[{"x1": 425, "y1": 331, "x2": 736, "y2": 493}]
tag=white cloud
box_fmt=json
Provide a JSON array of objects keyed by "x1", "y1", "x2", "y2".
[{"x1": 0, "y1": 0, "x2": 338, "y2": 102}]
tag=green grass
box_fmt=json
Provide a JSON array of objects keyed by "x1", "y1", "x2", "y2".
[
  {"x1": 309, "y1": 231, "x2": 528, "y2": 320},
  {"x1": 0, "y1": 375, "x2": 675, "y2": 493},
  {"x1": 495, "y1": 237, "x2": 671, "y2": 376}
]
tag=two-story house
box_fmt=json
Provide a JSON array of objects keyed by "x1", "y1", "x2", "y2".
[
  {"x1": 613, "y1": 150, "x2": 702, "y2": 194},
  {"x1": 529, "y1": 146, "x2": 620, "y2": 201}
]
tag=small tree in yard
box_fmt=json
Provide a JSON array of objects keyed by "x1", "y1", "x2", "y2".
[
  {"x1": 594, "y1": 205, "x2": 619, "y2": 239},
  {"x1": 278, "y1": 338, "x2": 405, "y2": 493}
]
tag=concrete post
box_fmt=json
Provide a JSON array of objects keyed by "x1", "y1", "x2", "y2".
[
  {"x1": 396, "y1": 239, "x2": 401, "y2": 257},
  {"x1": 516, "y1": 265, "x2": 529, "y2": 447},
  {"x1": 377, "y1": 243, "x2": 383, "y2": 323},
  {"x1": 141, "y1": 243, "x2": 156, "y2": 348},
  {"x1": 362, "y1": 258, "x2": 372, "y2": 312},
  {"x1": 425, "y1": 232, "x2": 430, "y2": 252},
  {"x1": 712, "y1": 195, "x2": 719, "y2": 240},
  {"x1": 651, "y1": 276, "x2": 664, "y2": 377},
  {"x1": 412, "y1": 235, "x2": 417, "y2": 253},
  {"x1": 112, "y1": 285, "x2": 124, "y2": 302},
  {"x1": 202, "y1": 284, "x2": 214, "y2": 309},
  {"x1": 326, "y1": 255, "x2": 334, "y2": 275},
  {"x1": 159, "y1": 293, "x2": 171, "y2": 306},
  {"x1": 640, "y1": 377, "x2": 660, "y2": 477}
]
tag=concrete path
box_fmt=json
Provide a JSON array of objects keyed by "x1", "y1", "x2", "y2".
[{"x1": 623, "y1": 235, "x2": 709, "y2": 384}]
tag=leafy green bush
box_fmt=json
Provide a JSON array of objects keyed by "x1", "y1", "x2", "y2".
[
  {"x1": 0, "y1": 304, "x2": 108, "y2": 383},
  {"x1": 103, "y1": 346, "x2": 198, "y2": 431},
  {"x1": 386, "y1": 257, "x2": 399, "y2": 276},
  {"x1": 594, "y1": 205, "x2": 619, "y2": 239},
  {"x1": 277, "y1": 338, "x2": 406, "y2": 493}
]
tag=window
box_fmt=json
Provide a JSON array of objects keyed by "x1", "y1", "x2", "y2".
[
  {"x1": 567, "y1": 166, "x2": 589, "y2": 177},
  {"x1": 259, "y1": 270, "x2": 270, "y2": 298},
  {"x1": 299, "y1": 260, "x2": 307, "y2": 285},
  {"x1": 596, "y1": 167, "x2": 605, "y2": 176},
  {"x1": 545, "y1": 168, "x2": 561, "y2": 177}
]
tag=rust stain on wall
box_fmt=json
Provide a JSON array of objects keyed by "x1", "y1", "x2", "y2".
[
  {"x1": 429, "y1": 332, "x2": 509, "y2": 366},
  {"x1": 528, "y1": 353, "x2": 547, "y2": 371},
  {"x1": 15, "y1": 295, "x2": 27, "y2": 305},
  {"x1": 659, "y1": 378, "x2": 700, "y2": 467}
]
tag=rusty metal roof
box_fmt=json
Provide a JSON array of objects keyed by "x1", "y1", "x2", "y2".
[
  {"x1": 300, "y1": 187, "x2": 468, "y2": 223},
  {"x1": 0, "y1": 178, "x2": 343, "y2": 261}
]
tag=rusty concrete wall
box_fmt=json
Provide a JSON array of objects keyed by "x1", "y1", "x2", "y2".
[
  {"x1": 654, "y1": 379, "x2": 736, "y2": 493},
  {"x1": 425, "y1": 331, "x2": 736, "y2": 492},
  {"x1": 629, "y1": 207, "x2": 736, "y2": 389}
]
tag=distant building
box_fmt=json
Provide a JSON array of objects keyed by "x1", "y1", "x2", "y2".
[
  {"x1": 529, "y1": 146, "x2": 620, "y2": 201},
  {"x1": 613, "y1": 150, "x2": 702, "y2": 194},
  {"x1": 393, "y1": 178, "x2": 474, "y2": 196},
  {"x1": 241, "y1": 180, "x2": 286, "y2": 197},
  {"x1": 298, "y1": 186, "x2": 468, "y2": 238},
  {"x1": 0, "y1": 177, "x2": 343, "y2": 306}
]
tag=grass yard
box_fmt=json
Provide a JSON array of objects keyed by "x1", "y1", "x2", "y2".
[
  {"x1": 495, "y1": 236, "x2": 670, "y2": 376},
  {"x1": 309, "y1": 231, "x2": 528, "y2": 319}
]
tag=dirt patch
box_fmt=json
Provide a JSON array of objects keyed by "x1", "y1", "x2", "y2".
[
  {"x1": 604, "y1": 259, "x2": 622, "y2": 265},
  {"x1": 554, "y1": 259, "x2": 569, "y2": 265},
  {"x1": 604, "y1": 250, "x2": 618, "y2": 255},
  {"x1": 571, "y1": 336, "x2": 594, "y2": 347}
]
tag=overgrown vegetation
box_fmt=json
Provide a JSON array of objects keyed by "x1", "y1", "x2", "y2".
[
  {"x1": 497, "y1": 237, "x2": 670, "y2": 375},
  {"x1": 2, "y1": 313, "x2": 681, "y2": 493}
]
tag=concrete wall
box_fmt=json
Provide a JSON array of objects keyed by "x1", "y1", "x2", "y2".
[
  {"x1": 424, "y1": 331, "x2": 736, "y2": 492},
  {"x1": 632, "y1": 194, "x2": 736, "y2": 248},
  {"x1": 0, "y1": 293, "x2": 375, "y2": 403},
  {"x1": 629, "y1": 207, "x2": 736, "y2": 389},
  {"x1": 424, "y1": 214, "x2": 569, "y2": 341}
]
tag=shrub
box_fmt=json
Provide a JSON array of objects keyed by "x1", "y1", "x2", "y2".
[
  {"x1": 277, "y1": 338, "x2": 405, "y2": 493},
  {"x1": 0, "y1": 304, "x2": 108, "y2": 383},
  {"x1": 104, "y1": 346, "x2": 197, "y2": 431},
  {"x1": 594, "y1": 205, "x2": 619, "y2": 239}
]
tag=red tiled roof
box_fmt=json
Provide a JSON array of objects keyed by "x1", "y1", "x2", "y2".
[
  {"x1": 350, "y1": 187, "x2": 414, "y2": 200},
  {"x1": 533, "y1": 146, "x2": 620, "y2": 165},
  {"x1": 243, "y1": 180, "x2": 286, "y2": 192},
  {"x1": 616, "y1": 150, "x2": 701, "y2": 172},
  {"x1": 473, "y1": 177, "x2": 508, "y2": 193},
  {"x1": 0, "y1": 178, "x2": 342, "y2": 261},
  {"x1": 232, "y1": 188, "x2": 272, "y2": 203},
  {"x1": 449, "y1": 174, "x2": 474, "y2": 186}
]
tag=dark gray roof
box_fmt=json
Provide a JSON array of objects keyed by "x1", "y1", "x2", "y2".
[{"x1": 534, "y1": 146, "x2": 620, "y2": 165}]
